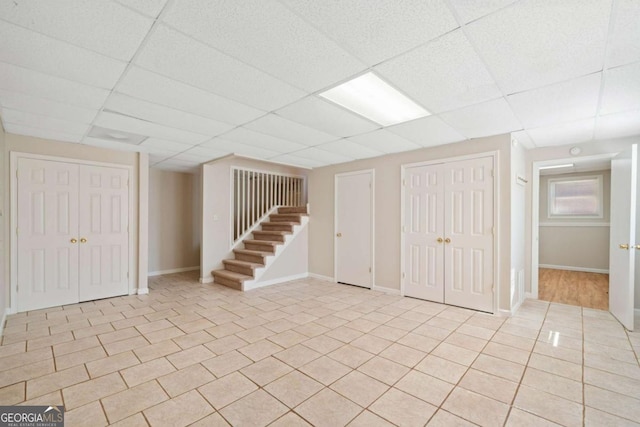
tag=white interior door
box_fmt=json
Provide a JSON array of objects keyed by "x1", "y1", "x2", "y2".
[
  {"x1": 609, "y1": 144, "x2": 637, "y2": 331},
  {"x1": 78, "y1": 165, "x2": 130, "y2": 301},
  {"x1": 335, "y1": 171, "x2": 372, "y2": 288},
  {"x1": 404, "y1": 164, "x2": 445, "y2": 302},
  {"x1": 17, "y1": 158, "x2": 80, "y2": 311},
  {"x1": 443, "y1": 157, "x2": 494, "y2": 312}
]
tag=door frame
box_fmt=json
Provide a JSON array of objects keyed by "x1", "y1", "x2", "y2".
[
  {"x1": 400, "y1": 151, "x2": 500, "y2": 314},
  {"x1": 334, "y1": 169, "x2": 375, "y2": 289},
  {"x1": 10, "y1": 151, "x2": 134, "y2": 313},
  {"x1": 529, "y1": 152, "x2": 617, "y2": 299}
]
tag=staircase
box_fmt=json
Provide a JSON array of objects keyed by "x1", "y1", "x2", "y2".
[{"x1": 212, "y1": 206, "x2": 308, "y2": 290}]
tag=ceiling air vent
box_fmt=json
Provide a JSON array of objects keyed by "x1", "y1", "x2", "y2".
[{"x1": 88, "y1": 125, "x2": 147, "y2": 145}]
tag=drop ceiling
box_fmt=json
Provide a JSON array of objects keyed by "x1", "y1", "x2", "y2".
[{"x1": 0, "y1": 0, "x2": 638, "y2": 173}]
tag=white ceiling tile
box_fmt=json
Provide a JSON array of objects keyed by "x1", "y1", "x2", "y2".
[
  {"x1": 245, "y1": 114, "x2": 337, "y2": 146},
  {"x1": 150, "y1": 153, "x2": 173, "y2": 165},
  {"x1": 222, "y1": 128, "x2": 308, "y2": 153},
  {"x1": 276, "y1": 0, "x2": 458, "y2": 66},
  {"x1": 164, "y1": 0, "x2": 366, "y2": 92},
  {"x1": 83, "y1": 136, "x2": 146, "y2": 152},
  {"x1": 346, "y1": 129, "x2": 421, "y2": 154},
  {"x1": 104, "y1": 93, "x2": 234, "y2": 136},
  {"x1": 115, "y1": 0, "x2": 169, "y2": 18},
  {"x1": 386, "y1": 116, "x2": 466, "y2": 147},
  {"x1": 510, "y1": 130, "x2": 535, "y2": 149},
  {"x1": 316, "y1": 140, "x2": 383, "y2": 160},
  {"x1": 139, "y1": 137, "x2": 193, "y2": 152},
  {"x1": 95, "y1": 112, "x2": 209, "y2": 145},
  {"x1": 135, "y1": 25, "x2": 306, "y2": 110},
  {"x1": 0, "y1": 62, "x2": 110, "y2": 109},
  {"x1": 153, "y1": 158, "x2": 200, "y2": 173},
  {"x1": 2, "y1": 108, "x2": 89, "y2": 135},
  {"x1": 290, "y1": 147, "x2": 353, "y2": 164},
  {"x1": 0, "y1": 21, "x2": 126, "y2": 89},
  {"x1": 527, "y1": 118, "x2": 595, "y2": 147},
  {"x1": 116, "y1": 67, "x2": 265, "y2": 125},
  {"x1": 600, "y1": 62, "x2": 640, "y2": 115},
  {"x1": 439, "y1": 98, "x2": 522, "y2": 138},
  {"x1": 375, "y1": 30, "x2": 502, "y2": 113},
  {"x1": 606, "y1": 0, "x2": 640, "y2": 67},
  {"x1": 448, "y1": 0, "x2": 518, "y2": 23},
  {"x1": 466, "y1": 0, "x2": 611, "y2": 93},
  {"x1": 2, "y1": 123, "x2": 82, "y2": 143},
  {"x1": 0, "y1": 0, "x2": 153, "y2": 61},
  {"x1": 0, "y1": 89, "x2": 98, "y2": 123},
  {"x1": 276, "y1": 96, "x2": 379, "y2": 137},
  {"x1": 507, "y1": 73, "x2": 601, "y2": 128},
  {"x1": 200, "y1": 138, "x2": 281, "y2": 159},
  {"x1": 595, "y1": 110, "x2": 640, "y2": 140},
  {"x1": 269, "y1": 154, "x2": 325, "y2": 168},
  {"x1": 172, "y1": 146, "x2": 229, "y2": 163}
]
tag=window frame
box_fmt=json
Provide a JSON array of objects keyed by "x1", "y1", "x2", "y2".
[{"x1": 547, "y1": 174, "x2": 604, "y2": 219}]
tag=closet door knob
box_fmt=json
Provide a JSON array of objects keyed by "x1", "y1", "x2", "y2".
[
  {"x1": 437, "y1": 237, "x2": 443, "y2": 243},
  {"x1": 80, "y1": 238, "x2": 87, "y2": 243},
  {"x1": 70, "y1": 238, "x2": 77, "y2": 243},
  {"x1": 444, "y1": 238, "x2": 451, "y2": 244}
]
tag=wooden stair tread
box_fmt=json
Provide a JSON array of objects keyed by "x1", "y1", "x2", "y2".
[
  {"x1": 212, "y1": 269, "x2": 252, "y2": 281},
  {"x1": 233, "y1": 249, "x2": 272, "y2": 256},
  {"x1": 223, "y1": 259, "x2": 262, "y2": 269},
  {"x1": 262, "y1": 221, "x2": 298, "y2": 226},
  {"x1": 244, "y1": 239, "x2": 280, "y2": 246},
  {"x1": 254, "y1": 230, "x2": 290, "y2": 235}
]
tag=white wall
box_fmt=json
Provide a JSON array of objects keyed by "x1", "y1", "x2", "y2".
[
  {"x1": 0, "y1": 123, "x2": 6, "y2": 327},
  {"x1": 510, "y1": 138, "x2": 527, "y2": 308},
  {"x1": 200, "y1": 155, "x2": 308, "y2": 282},
  {"x1": 255, "y1": 226, "x2": 308, "y2": 284},
  {"x1": 308, "y1": 134, "x2": 516, "y2": 312},
  {"x1": 148, "y1": 168, "x2": 200, "y2": 274}
]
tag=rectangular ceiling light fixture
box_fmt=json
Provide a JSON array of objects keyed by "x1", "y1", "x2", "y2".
[
  {"x1": 319, "y1": 72, "x2": 431, "y2": 126},
  {"x1": 539, "y1": 163, "x2": 574, "y2": 170}
]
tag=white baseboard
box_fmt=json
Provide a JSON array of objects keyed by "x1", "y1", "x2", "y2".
[
  {"x1": 148, "y1": 266, "x2": 199, "y2": 277},
  {"x1": 372, "y1": 285, "x2": 401, "y2": 295},
  {"x1": 539, "y1": 264, "x2": 609, "y2": 274},
  {"x1": 137, "y1": 288, "x2": 149, "y2": 295},
  {"x1": 0, "y1": 309, "x2": 7, "y2": 338},
  {"x1": 499, "y1": 308, "x2": 514, "y2": 317},
  {"x1": 200, "y1": 277, "x2": 214, "y2": 284},
  {"x1": 307, "y1": 273, "x2": 335, "y2": 282},
  {"x1": 525, "y1": 292, "x2": 535, "y2": 300},
  {"x1": 245, "y1": 272, "x2": 309, "y2": 291}
]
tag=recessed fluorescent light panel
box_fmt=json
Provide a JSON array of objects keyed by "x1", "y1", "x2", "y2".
[
  {"x1": 319, "y1": 72, "x2": 430, "y2": 126},
  {"x1": 539, "y1": 163, "x2": 574, "y2": 170},
  {"x1": 88, "y1": 125, "x2": 147, "y2": 145}
]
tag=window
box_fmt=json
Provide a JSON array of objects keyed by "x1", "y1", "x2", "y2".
[{"x1": 548, "y1": 175, "x2": 603, "y2": 218}]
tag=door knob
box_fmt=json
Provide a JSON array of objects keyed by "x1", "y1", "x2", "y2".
[
  {"x1": 336, "y1": 233, "x2": 342, "y2": 237},
  {"x1": 444, "y1": 238, "x2": 451, "y2": 244},
  {"x1": 635, "y1": 245, "x2": 640, "y2": 250},
  {"x1": 70, "y1": 238, "x2": 77, "y2": 243},
  {"x1": 80, "y1": 238, "x2": 87, "y2": 243},
  {"x1": 437, "y1": 237, "x2": 443, "y2": 243},
  {"x1": 620, "y1": 243, "x2": 630, "y2": 250}
]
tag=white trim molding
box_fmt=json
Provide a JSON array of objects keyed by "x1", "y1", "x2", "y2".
[
  {"x1": 372, "y1": 285, "x2": 401, "y2": 295},
  {"x1": 539, "y1": 222, "x2": 610, "y2": 227},
  {"x1": 308, "y1": 273, "x2": 335, "y2": 282},
  {"x1": 148, "y1": 266, "x2": 200, "y2": 277},
  {"x1": 244, "y1": 273, "x2": 309, "y2": 291},
  {"x1": 539, "y1": 264, "x2": 609, "y2": 274},
  {"x1": 137, "y1": 288, "x2": 149, "y2": 295}
]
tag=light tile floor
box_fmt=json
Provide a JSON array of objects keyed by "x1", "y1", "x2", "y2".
[{"x1": 1, "y1": 272, "x2": 640, "y2": 426}]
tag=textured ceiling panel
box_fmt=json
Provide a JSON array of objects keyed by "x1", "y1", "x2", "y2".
[
  {"x1": 448, "y1": 0, "x2": 518, "y2": 23},
  {"x1": 245, "y1": 114, "x2": 337, "y2": 146},
  {"x1": 222, "y1": 128, "x2": 308, "y2": 153},
  {"x1": 0, "y1": 21, "x2": 126, "y2": 89},
  {"x1": 269, "y1": 153, "x2": 325, "y2": 168},
  {"x1": 510, "y1": 130, "x2": 535, "y2": 149},
  {"x1": 0, "y1": 63, "x2": 110, "y2": 109},
  {"x1": 279, "y1": 0, "x2": 458, "y2": 66},
  {"x1": 346, "y1": 129, "x2": 421, "y2": 154},
  {"x1": 2, "y1": 108, "x2": 89, "y2": 135},
  {"x1": 595, "y1": 110, "x2": 640, "y2": 140},
  {"x1": 291, "y1": 147, "x2": 353, "y2": 164},
  {"x1": 0, "y1": 89, "x2": 98, "y2": 123},
  {"x1": 316, "y1": 140, "x2": 383, "y2": 160},
  {"x1": 387, "y1": 116, "x2": 466, "y2": 147},
  {"x1": 2, "y1": 123, "x2": 82, "y2": 143},
  {"x1": 507, "y1": 73, "x2": 602, "y2": 128},
  {"x1": 0, "y1": 0, "x2": 152, "y2": 61},
  {"x1": 116, "y1": 67, "x2": 264, "y2": 125},
  {"x1": 164, "y1": 0, "x2": 366, "y2": 92},
  {"x1": 139, "y1": 137, "x2": 193, "y2": 153},
  {"x1": 467, "y1": 0, "x2": 611, "y2": 93},
  {"x1": 201, "y1": 139, "x2": 280, "y2": 159},
  {"x1": 104, "y1": 93, "x2": 234, "y2": 136},
  {"x1": 439, "y1": 98, "x2": 522, "y2": 138},
  {"x1": 135, "y1": 25, "x2": 306, "y2": 111},
  {"x1": 600, "y1": 62, "x2": 640, "y2": 115},
  {"x1": 375, "y1": 30, "x2": 501, "y2": 113},
  {"x1": 115, "y1": 0, "x2": 169, "y2": 18},
  {"x1": 606, "y1": 0, "x2": 640, "y2": 67},
  {"x1": 94, "y1": 111, "x2": 209, "y2": 145},
  {"x1": 276, "y1": 96, "x2": 379, "y2": 137},
  {"x1": 527, "y1": 118, "x2": 595, "y2": 147}
]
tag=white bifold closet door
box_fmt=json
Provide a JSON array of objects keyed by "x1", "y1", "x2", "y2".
[
  {"x1": 404, "y1": 156, "x2": 494, "y2": 312},
  {"x1": 17, "y1": 158, "x2": 129, "y2": 312}
]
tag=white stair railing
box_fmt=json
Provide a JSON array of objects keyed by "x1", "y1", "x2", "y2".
[{"x1": 232, "y1": 167, "x2": 306, "y2": 242}]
